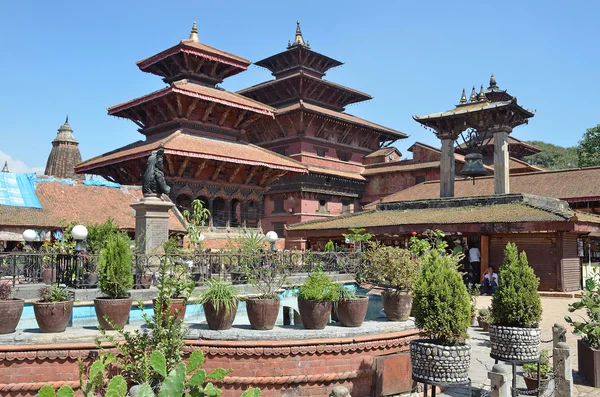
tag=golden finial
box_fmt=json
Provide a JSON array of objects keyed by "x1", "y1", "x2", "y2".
[
  {"x1": 489, "y1": 73, "x2": 497, "y2": 89},
  {"x1": 469, "y1": 86, "x2": 477, "y2": 102},
  {"x1": 459, "y1": 89, "x2": 467, "y2": 104},
  {"x1": 478, "y1": 84, "x2": 486, "y2": 101},
  {"x1": 189, "y1": 21, "x2": 199, "y2": 43},
  {"x1": 288, "y1": 20, "x2": 309, "y2": 49}
]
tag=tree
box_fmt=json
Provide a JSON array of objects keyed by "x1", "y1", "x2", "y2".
[
  {"x1": 523, "y1": 141, "x2": 577, "y2": 170},
  {"x1": 577, "y1": 124, "x2": 600, "y2": 167}
]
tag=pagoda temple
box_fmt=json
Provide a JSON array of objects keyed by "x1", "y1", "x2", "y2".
[
  {"x1": 76, "y1": 23, "x2": 307, "y2": 241},
  {"x1": 238, "y1": 22, "x2": 407, "y2": 247},
  {"x1": 45, "y1": 116, "x2": 83, "y2": 179}
]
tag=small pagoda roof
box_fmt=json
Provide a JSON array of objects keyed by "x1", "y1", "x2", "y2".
[
  {"x1": 414, "y1": 98, "x2": 534, "y2": 122},
  {"x1": 365, "y1": 147, "x2": 401, "y2": 159},
  {"x1": 52, "y1": 116, "x2": 78, "y2": 144},
  {"x1": 76, "y1": 130, "x2": 307, "y2": 175},
  {"x1": 237, "y1": 71, "x2": 372, "y2": 109},
  {"x1": 455, "y1": 135, "x2": 541, "y2": 156},
  {"x1": 277, "y1": 101, "x2": 407, "y2": 139}
]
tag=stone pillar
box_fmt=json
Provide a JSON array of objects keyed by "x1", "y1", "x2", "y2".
[
  {"x1": 440, "y1": 137, "x2": 455, "y2": 198},
  {"x1": 130, "y1": 195, "x2": 174, "y2": 255},
  {"x1": 554, "y1": 342, "x2": 573, "y2": 397},
  {"x1": 208, "y1": 198, "x2": 214, "y2": 228},
  {"x1": 493, "y1": 128, "x2": 511, "y2": 195},
  {"x1": 225, "y1": 199, "x2": 232, "y2": 229},
  {"x1": 241, "y1": 201, "x2": 247, "y2": 229},
  {"x1": 488, "y1": 363, "x2": 511, "y2": 397},
  {"x1": 257, "y1": 200, "x2": 263, "y2": 229},
  {"x1": 553, "y1": 323, "x2": 567, "y2": 349}
]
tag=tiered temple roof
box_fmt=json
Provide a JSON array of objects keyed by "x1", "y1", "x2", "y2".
[{"x1": 44, "y1": 116, "x2": 83, "y2": 179}]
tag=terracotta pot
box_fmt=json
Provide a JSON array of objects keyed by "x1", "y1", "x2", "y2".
[
  {"x1": 298, "y1": 298, "x2": 332, "y2": 330},
  {"x1": 478, "y1": 319, "x2": 489, "y2": 332},
  {"x1": 336, "y1": 296, "x2": 369, "y2": 327},
  {"x1": 152, "y1": 297, "x2": 187, "y2": 321},
  {"x1": 578, "y1": 339, "x2": 600, "y2": 387},
  {"x1": 41, "y1": 269, "x2": 56, "y2": 285},
  {"x1": 382, "y1": 290, "x2": 412, "y2": 321},
  {"x1": 94, "y1": 297, "x2": 133, "y2": 330},
  {"x1": 0, "y1": 299, "x2": 24, "y2": 334},
  {"x1": 523, "y1": 376, "x2": 549, "y2": 393},
  {"x1": 246, "y1": 298, "x2": 280, "y2": 330},
  {"x1": 203, "y1": 300, "x2": 238, "y2": 330},
  {"x1": 33, "y1": 300, "x2": 73, "y2": 333}
]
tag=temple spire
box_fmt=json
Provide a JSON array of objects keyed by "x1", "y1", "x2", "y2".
[
  {"x1": 469, "y1": 86, "x2": 477, "y2": 102},
  {"x1": 65, "y1": 114, "x2": 69, "y2": 125},
  {"x1": 287, "y1": 20, "x2": 310, "y2": 49},
  {"x1": 489, "y1": 73, "x2": 498, "y2": 89},
  {"x1": 1, "y1": 161, "x2": 8, "y2": 173},
  {"x1": 189, "y1": 21, "x2": 199, "y2": 43},
  {"x1": 459, "y1": 89, "x2": 467, "y2": 104},
  {"x1": 478, "y1": 84, "x2": 486, "y2": 101}
]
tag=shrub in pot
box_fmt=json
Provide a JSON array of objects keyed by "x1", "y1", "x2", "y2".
[
  {"x1": 566, "y1": 268, "x2": 600, "y2": 386},
  {"x1": 34, "y1": 285, "x2": 73, "y2": 333},
  {"x1": 523, "y1": 349, "x2": 551, "y2": 393},
  {"x1": 366, "y1": 241, "x2": 418, "y2": 321},
  {"x1": 154, "y1": 259, "x2": 195, "y2": 321},
  {"x1": 490, "y1": 243, "x2": 542, "y2": 362},
  {"x1": 296, "y1": 268, "x2": 340, "y2": 330},
  {"x1": 199, "y1": 278, "x2": 239, "y2": 330},
  {"x1": 410, "y1": 250, "x2": 471, "y2": 384},
  {"x1": 335, "y1": 285, "x2": 368, "y2": 327},
  {"x1": 94, "y1": 232, "x2": 134, "y2": 330},
  {"x1": 0, "y1": 283, "x2": 24, "y2": 334}
]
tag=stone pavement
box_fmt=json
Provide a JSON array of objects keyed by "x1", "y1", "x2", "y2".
[{"x1": 438, "y1": 296, "x2": 600, "y2": 396}]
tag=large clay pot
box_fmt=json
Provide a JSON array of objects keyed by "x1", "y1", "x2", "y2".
[
  {"x1": 0, "y1": 299, "x2": 24, "y2": 334},
  {"x1": 336, "y1": 296, "x2": 369, "y2": 327},
  {"x1": 152, "y1": 297, "x2": 187, "y2": 321},
  {"x1": 94, "y1": 297, "x2": 133, "y2": 330},
  {"x1": 298, "y1": 298, "x2": 332, "y2": 330},
  {"x1": 203, "y1": 300, "x2": 238, "y2": 330},
  {"x1": 410, "y1": 339, "x2": 471, "y2": 384},
  {"x1": 246, "y1": 298, "x2": 280, "y2": 330},
  {"x1": 524, "y1": 376, "x2": 549, "y2": 394},
  {"x1": 489, "y1": 324, "x2": 541, "y2": 362},
  {"x1": 33, "y1": 300, "x2": 74, "y2": 333},
  {"x1": 382, "y1": 290, "x2": 412, "y2": 321},
  {"x1": 41, "y1": 269, "x2": 56, "y2": 285},
  {"x1": 578, "y1": 339, "x2": 600, "y2": 387}
]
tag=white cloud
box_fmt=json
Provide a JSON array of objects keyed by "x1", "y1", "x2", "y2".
[{"x1": 0, "y1": 150, "x2": 45, "y2": 174}]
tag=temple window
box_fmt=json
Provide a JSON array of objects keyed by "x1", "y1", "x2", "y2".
[
  {"x1": 315, "y1": 148, "x2": 327, "y2": 157},
  {"x1": 317, "y1": 199, "x2": 329, "y2": 213},
  {"x1": 415, "y1": 175, "x2": 425, "y2": 184},
  {"x1": 337, "y1": 150, "x2": 351, "y2": 162},
  {"x1": 273, "y1": 197, "x2": 285, "y2": 213},
  {"x1": 273, "y1": 146, "x2": 288, "y2": 156},
  {"x1": 342, "y1": 200, "x2": 352, "y2": 214},
  {"x1": 272, "y1": 222, "x2": 286, "y2": 237}
]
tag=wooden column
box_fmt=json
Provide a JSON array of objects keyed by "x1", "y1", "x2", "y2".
[
  {"x1": 481, "y1": 235, "x2": 489, "y2": 283},
  {"x1": 440, "y1": 138, "x2": 455, "y2": 198},
  {"x1": 225, "y1": 199, "x2": 232, "y2": 229},
  {"x1": 493, "y1": 128, "x2": 511, "y2": 195},
  {"x1": 241, "y1": 201, "x2": 247, "y2": 229},
  {"x1": 208, "y1": 198, "x2": 214, "y2": 228}
]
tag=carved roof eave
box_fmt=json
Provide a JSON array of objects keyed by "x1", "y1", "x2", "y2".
[{"x1": 255, "y1": 47, "x2": 343, "y2": 76}]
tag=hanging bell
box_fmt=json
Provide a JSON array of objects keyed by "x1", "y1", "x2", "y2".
[{"x1": 459, "y1": 151, "x2": 489, "y2": 178}]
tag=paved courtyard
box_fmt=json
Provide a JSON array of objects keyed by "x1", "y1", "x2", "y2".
[{"x1": 438, "y1": 296, "x2": 600, "y2": 397}]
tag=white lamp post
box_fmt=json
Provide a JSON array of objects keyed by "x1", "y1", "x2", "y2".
[
  {"x1": 199, "y1": 233, "x2": 205, "y2": 242},
  {"x1": 72, "y1": 225, "x2": 88, "y2": 252},
  {"x1": 265, "y1": 231, "x2": 278, "y2": 252},
  {"x1": 22, "y1": 229, "x2": 36, "y2": 245}
]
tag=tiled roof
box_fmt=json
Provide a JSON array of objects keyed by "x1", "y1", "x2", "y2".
[
  {"x1": 365, "y1": 147, "x2": 401, "y2": 158},
  {"x1": 456, "y1": 135, "x2": 541, "y2": 153},
  {"x1": 288, "y1": 203, "x2": 580, "y2": 231},
  {"x1": 509, "y1": 157, "x2": 545, "y2": 172},
  {"x1": 0, "y1": 182, "x2": 186, "y2": 232},
  {"x1": 76, "y1": 131, "x2": 307, "y2": 174},
  {"x1": 108, "y1": 80, "x2": 275, "y2": 117},
  {"x1": 307, "y1": 165, "x2": 366, "y2": 181},
  {"x1": 276, "y1": 101, "x2": 407, "y2": 139},
  {"x1": 362, "y1": 161, "x2": 441, "y2": 175},
  {"x1": 414, "y1": 98, "x2": 534, "y2": 121},
  {"x1": 378, "y1": 167, "x2": 600, "y2": 203}
]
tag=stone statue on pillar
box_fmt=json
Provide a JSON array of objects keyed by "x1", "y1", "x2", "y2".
[{"x1": 142, "y1": 147, "x2": 171, "y2": 196}]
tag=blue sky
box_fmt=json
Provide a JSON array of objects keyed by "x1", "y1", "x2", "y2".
[{"x1": 1, "y1": 0, "x2": 599, "y2": 172}]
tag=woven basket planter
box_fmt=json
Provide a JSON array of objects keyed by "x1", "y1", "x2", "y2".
[
  {"x1": 489, "y1": 324, "x2": 541, "y2": 362},
  {"x1": 410, "y1": 339, "x2": 471, "y2": 384}
]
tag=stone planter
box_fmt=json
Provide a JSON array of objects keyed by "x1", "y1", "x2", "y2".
[
  {"x1": 578, "y1": 339, "x2": 600, "y2": 387},
  {"x1": 524, "y1": 376, "x2": 549, "y2": 394},
  {"x1": 336, "y1": 296, "x2": 369, "y2": 327},
  {"x1": 33, "y1": 300, "x2": 74, "y2": 333},
  {"x1": 410, "y1": 339, "x2": 471, "y2": 384},
  {"x1": 203, "y1": 300, "x2": 238, "y2": 330},
  {"x1": 298, "y1": 298, "x2": 332, "y2": 330},
  {"x1": 489, "y1": 324, "x2": 541, "y2": 362},
  {"x1": 0, "y1": 298, "x2": 24, "y2": 334},
  {"x1": 152, "y1": 297, "x2": 187, "y2": 321},
  {"x1": 246, "y1": 298, "x2": 280, "y2": 330},
  {"x1": 94, "y1": 297, "x2": 133, "y2": 330},
  {"x1": 381, "y1": 290, "x2": 412, "y2": 321}
]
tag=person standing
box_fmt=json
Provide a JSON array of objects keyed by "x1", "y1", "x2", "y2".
[{"x1": 469, "y1": 244, "x2": 481, "y2": 284}]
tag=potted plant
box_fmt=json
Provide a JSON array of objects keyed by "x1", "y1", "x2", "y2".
[
  {"x1": 94, "y1": 232, "x2": 134, "y2": 330},
  {"x1": 33, "y1": 285, "x2": 73, "y2": 333},
  {"x1": 296, "y1": 268, "x2": 340, "y2": 330},
  {"x1": 566, "y1": 268, "x2": 600, "y2": 386},
  {"x1": 0, "y1": 283, "x2": 24, "y2": 334},
  {"x1": 366, "y1": 242, "x2": 418, "y2": 321},
  {"x1": 335, "y1": 285, "x2": 368, "y2": 327},
  {"x1": 523, "y1": 349, "x2": 551, "y2": 393},
  {"x1": 199, "y1": 278, "x2": 239, "y2": 330},
  {"x1": 410, "y1": 250, "x2": 471, "y2": 384},
  {"x1": 153, "y1": 261, "x2": 195, "y2": 321},
  {"x1": 242, "y1": 252, "x2": 290, "y2": 330},
  {"x1": 477, "y1": 307, "x2": 491, "y2": 332},
  {"x1": 489, "y1": 243, "x2": 542, "y2": 362}
]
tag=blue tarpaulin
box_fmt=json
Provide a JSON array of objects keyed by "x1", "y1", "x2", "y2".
[
  {"x1": 0, "y1": 173, "x2": 42, "y2": 208},
  {"x1": 83, "y1": 179, "x2": 121, "y2": 188}
]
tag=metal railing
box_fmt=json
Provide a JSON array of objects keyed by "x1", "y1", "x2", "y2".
[{"x1": 0, "y1": 251, "x2": 364, "y2": 289}]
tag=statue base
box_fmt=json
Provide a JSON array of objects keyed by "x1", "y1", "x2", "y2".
[{"x1": 130, "y1": 195, "x2": 175, "y2": 255}]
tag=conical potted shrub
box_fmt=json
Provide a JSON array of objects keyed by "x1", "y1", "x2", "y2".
[
  {"x1": 335, "y1": 285, "x2": 369, "y2": 327},
  {"x1": 34, "y1": 285, "x2": 73, "y2": 333},
  {"x1": 94, "y1": 232, "x2": 134, "y2": 330},
  {"x1": 296, "y1": 268, "x2": 340, "y2": 330},
  {"x1": 243, "y1": 252, "x2": 290, "y2": 330},
  {"x1": 410, "y1": 250, "x2": 471, "y2": 384},
  {"x1": 0, "y1": 283, "x2": 24, "y2": 334},
  {"x1": 199, "y1": 278, "x2": 239, "y2": 330},
  {"x1": 366, "y1": 242, "x2": 418, "y2": 321},
  {"x1": 489, "y1": 243, "x2": 542, "y2": 362}
]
